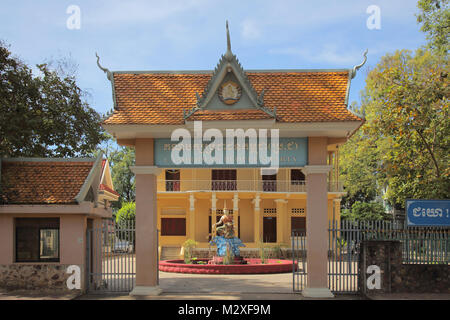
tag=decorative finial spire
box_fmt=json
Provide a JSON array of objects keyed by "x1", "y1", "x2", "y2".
[
  {"x1": 351, "y1": 49, "x2": 368, "y2": 79},
  {"x1": 225, "y1": 20, "x2": 233, "y2": 60},
  {"x1": 96, "y1": 52, "x2": 112, "y2": 81}
]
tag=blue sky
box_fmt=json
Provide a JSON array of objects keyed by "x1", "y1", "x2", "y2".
[{"x1": 1, "y1": 0, "x2": 426, "y2": 116}]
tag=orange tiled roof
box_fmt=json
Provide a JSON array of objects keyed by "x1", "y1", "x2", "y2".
[
  {"x1": 103, "y1": 71, "x2": 362, "y2": 125},
  {"x1": 0, "y1": 160, "x2": 95, "y2": 204},
  {"x1": 188, "y1": 109, "x2": 273, "y2": 121}
]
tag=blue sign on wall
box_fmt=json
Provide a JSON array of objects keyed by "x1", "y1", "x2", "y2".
[
  {"x1": 154, "y1": 137, "x2": 308, "y2": 168},
  {"x1": 406, "y1": 199, "x2": 450, "y2": 227}
]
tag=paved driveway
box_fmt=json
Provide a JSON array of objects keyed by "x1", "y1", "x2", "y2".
[{"x1": 159, "y1": 271, "x2": 293, "y2": 294}]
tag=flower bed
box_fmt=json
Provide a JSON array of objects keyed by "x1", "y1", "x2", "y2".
[{"x1": 159, "y1": 258, "x2": 296, "y2": 274}]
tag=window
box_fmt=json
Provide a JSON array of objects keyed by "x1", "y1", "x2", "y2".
[
  {"x1": 15, "y1": 218, "x2": 60, "y2": 262},
  {"x1": 291, "y1": 217, "x2": 306, "y2": 234},
  {"x1": 165, "y1": 170, "x2": 180, "y2": 191},
  {"x1": 161, "y1": 218, "x2": 186, "y2": 236},
  {"x1": 262, "y1": 173, "x2": 277, "y2": 192},
  {"x1": 291, "y1": 169, "x2": 305, "y2": 184},
  {"x1": 211, "y1": 170, "x2": 236, "y2": 190},
  {"x1": 263, "y1": 217, "x2": 277, "y2": 243}
]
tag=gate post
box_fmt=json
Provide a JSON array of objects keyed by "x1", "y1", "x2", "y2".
[
  {"x1": 302, "y1": 164, "x2": 334, "y2": 298},
  {"x1": 130, "y1": 138, "x2": 162, "y2": 296}
]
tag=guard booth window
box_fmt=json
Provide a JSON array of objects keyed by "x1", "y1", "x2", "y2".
[{"x1": 15, "y1": 218, "x2": 60, "y2": 262}]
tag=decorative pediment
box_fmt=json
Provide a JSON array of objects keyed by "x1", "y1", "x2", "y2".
[{"x1": 184, "y1": 21, "x2": 275, "y2": 121}]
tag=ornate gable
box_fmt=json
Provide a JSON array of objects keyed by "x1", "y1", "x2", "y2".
[{"x1": 184, "y1": 22, "x2": 276, "y2": 121}]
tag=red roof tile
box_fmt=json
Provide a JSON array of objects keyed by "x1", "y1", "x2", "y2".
[
  {"x1": 1, "y1": 160, "x2": 94, "y2": 204},
  {"x1": 103, "y1": 71, "x2": 361, "y2": 125}
]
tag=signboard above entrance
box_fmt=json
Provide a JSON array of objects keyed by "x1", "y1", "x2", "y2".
[
  {"x1": 406, "y1": 199, "x2": 450, "y2": 227},
  {"x1": 154, "y1": 137, "x2": 308, "y2": 168}
]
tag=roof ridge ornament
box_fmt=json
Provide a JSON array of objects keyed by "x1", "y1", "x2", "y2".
[
  {"x1": 350, "y1": 49, "x2": 368, "y2": 79},
  {"x1": 96, "y1": 52, "x2": 112, "y2": 81},
  {"x1": 225, "y1": 20, "x2": 233, "y2": 60},
  {"x1": 185, "y1": 21, "x2": 276, "y2": 121}
]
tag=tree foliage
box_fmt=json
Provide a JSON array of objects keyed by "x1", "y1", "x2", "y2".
[
  {"x1": 341, "y1": 201, "x2": 390, "y2": 221},
  {"x1": 115, "y1": 201, "x2": 136, "y2": 224},
  {"x1": 416, "y1": 0, "x2": 450, "y2": 55},
  {"x1": 340, "y1": 2, "x2": 449, "y2": 212},
  {"x1": 339, "y1": 120, "x2": 380, "y2": 209},
  {"x1": 110, "y1": 146, "x2": 135, "y2": 206},
  {"x1": 0, "y1": 42, "x2": 104, "y2": 157},
  {"x1": 368, "y1": 50, "x2": 448, "y2": 204},
  {"x1": 341, "y1": 49, "x2": 449, "y2": 209}
]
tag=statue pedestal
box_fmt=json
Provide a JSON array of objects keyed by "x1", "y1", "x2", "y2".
[
  {"x1": 209, "y1": 236, "x2": 245, "y2": 257},
  {"x1": 208, "y1": 256, "x2": 247, "y2": 265}
]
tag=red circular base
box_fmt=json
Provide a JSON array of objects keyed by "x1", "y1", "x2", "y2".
[{"x1": 159, "y1": 258, "x2": 296, "y2": 274}]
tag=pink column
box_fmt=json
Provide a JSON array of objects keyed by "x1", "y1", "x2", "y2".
[
  {"x1": 302, "y1": 137, "x2": 334, "y2": 298},
  {"x1": 130, "y1": 139, "x2": 162, "y2": 296}
]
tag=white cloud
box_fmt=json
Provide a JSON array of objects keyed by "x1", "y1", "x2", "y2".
[
  {"x1": 268, "y1": 44, "x2": 368, "y2": 66},
  {"x1": 240, "y1": 19, "x2": 262, "y2": 40}
]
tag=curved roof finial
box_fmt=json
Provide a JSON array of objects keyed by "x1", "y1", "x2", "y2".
[
  {"x1": 351, "y1": 49, "x2": 368, "y2": 79},
  {"x1": 96, "y1": 52, "x2": 112, "y2": 81},
  {"x1": 225, "y1": 20, "x2": 233, "y2": 60}
]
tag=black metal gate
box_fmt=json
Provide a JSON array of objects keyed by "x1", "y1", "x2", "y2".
[
  {"x1": 291, "y1": 231, "x2": 307, "y2": 292},
  {"x1": 86, "y1": 220, "x2": 136, "y2": 293},
  {"x1": 327, "y1": 220, "x2": 360, "y2": 293},
  {"x1": 292, "y1": 219, "x2": 448, "y2": 294},
  {"x1": 292, "y1": 220, "x2": 361, "y2": 294}
]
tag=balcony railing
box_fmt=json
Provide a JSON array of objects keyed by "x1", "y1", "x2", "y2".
[{"x1": 159, "y1": 180, "x2": 344, "y2": 193}]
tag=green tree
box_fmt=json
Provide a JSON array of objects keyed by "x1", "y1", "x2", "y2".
[
  {"x1": 364, "y1": 49, "x2": 449, "y2": 206},
  {"x1": 339, "y1": 112, "x2": 381, "y2": 209},
  {"x1": 341, "y1": 201, "x2": 390, "y2": 221},
  {"x1": 341, "y1": 49, "x2": 449, "y2": 209},
  {"x1": 115, "y1": 202, "x2": 136, "y2": 224},
  {"x1": 110, "y1": 146, "x2": 135, "y2": 206},
  {"x1": 416, "y1": 0, "x2": 450, "y2": 55},
  {"x1": 0, "y1": 42, "x2": 105, "y2": 157},
  {"x1": 340, "y1": 2, "x2": 449, "y2": 211}
]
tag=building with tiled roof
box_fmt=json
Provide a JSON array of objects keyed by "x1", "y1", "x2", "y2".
[
  {"x1": 0, "y1": 155, "x2": 118, "y2": 292},
  {"x1": 99, "y1": 22, "x2": 366, "y2": 297},
  {"x1": 103, "y1": 70, "x2": 361, "y2": 125},
  {"x1": 0, "y1": 155, "x2": 118, "y2": 205}
]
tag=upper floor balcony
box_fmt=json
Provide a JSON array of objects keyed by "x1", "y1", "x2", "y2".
[{"x1": 158, "y1": 180, "x2": 344, "y2": 193}]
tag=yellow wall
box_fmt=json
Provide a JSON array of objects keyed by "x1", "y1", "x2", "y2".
[
  {"x1": 238, "y1": 199, "x2": 254, "y2": 243},
  {"x1": 156, "y1": 168, "x2": 342, "y2": 248},
  {"x1": 157, "y1": 198, "x2": 189, "y2": 245}
]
